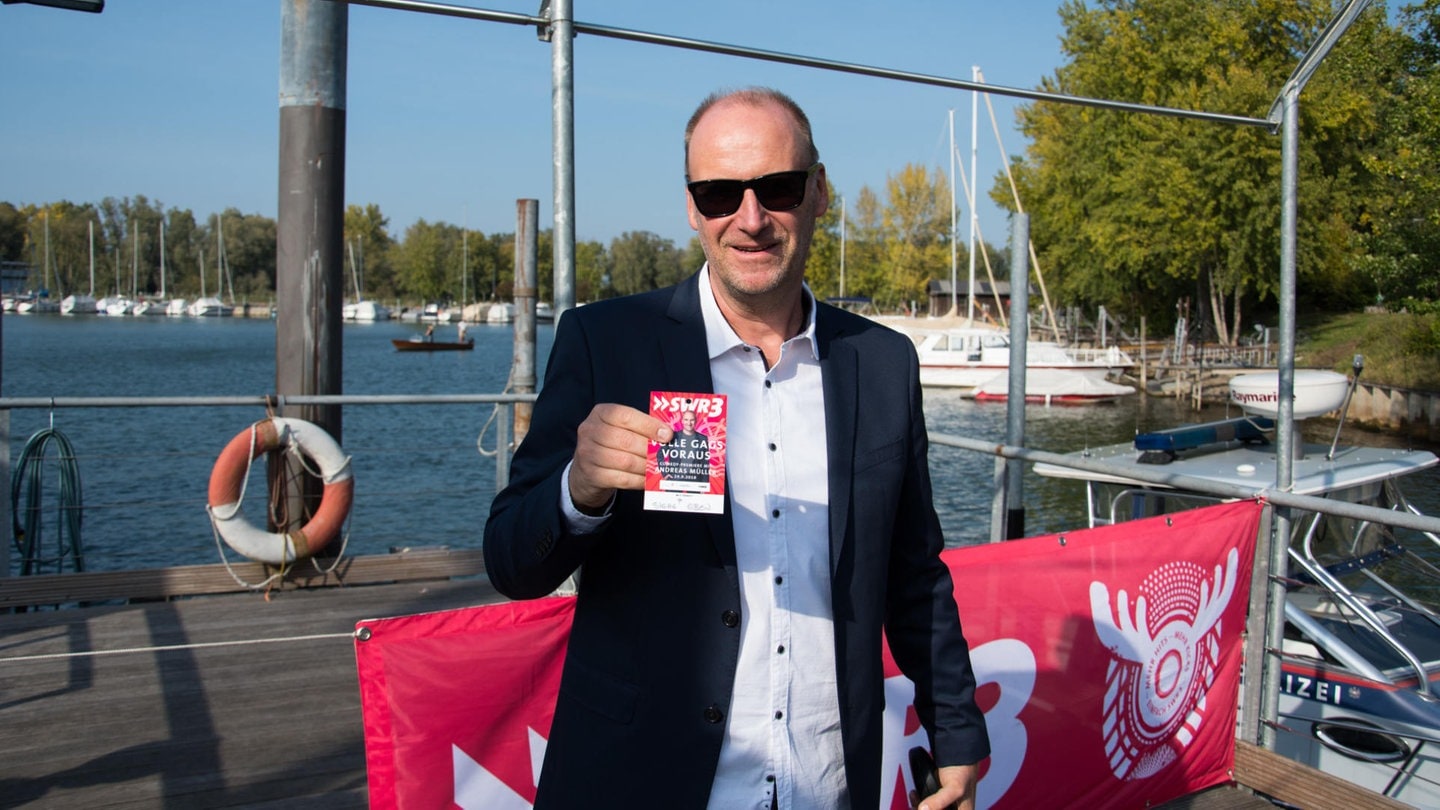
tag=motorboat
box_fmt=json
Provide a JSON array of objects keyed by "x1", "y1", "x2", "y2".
[
  {"x1": 1034, "y1": 370, "x2": 1440, "y2": 805},
  {"x1": 906, "y1": 325, "x2": 1133, "y2": 389},
  {"x1": 968, "y1": 368, "x2": 1135, "y2": 404}
]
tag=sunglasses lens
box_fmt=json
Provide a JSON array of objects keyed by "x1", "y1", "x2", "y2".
[
  {"x1": 688, "y1": 167, "x2": 814, "y2": 218},
  {"x1": 753, "y1": 172, "x2": 808, "y2": 212},
  {"x1": 689, "y1": 181, "x2": 745, "y2": 218}
]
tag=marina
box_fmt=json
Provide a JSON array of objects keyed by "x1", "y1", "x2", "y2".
[
  {"x1": 2, "y1": 313, "x2": 1439, "y2": 808},
  {"x1": 5, "y1": 0, "x2": 1440, "y2": 806}
]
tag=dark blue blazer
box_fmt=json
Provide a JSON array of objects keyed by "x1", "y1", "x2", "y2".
[{"x1": 484, "y1": 273, "x2": 989, "y2": 809}]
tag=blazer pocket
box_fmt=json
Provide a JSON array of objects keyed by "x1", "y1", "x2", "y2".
[
  {"x1": 559, "y1": 658, "x2": 640, "y2": 724},
  {"x1": 853, "y1": 437, "x2": 905, "y2": 474}
]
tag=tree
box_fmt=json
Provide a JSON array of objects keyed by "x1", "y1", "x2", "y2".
[
  {"x1": 608, "y1": 231, "x2": 682, "y2": 296},
  {"x1": 1003, "y1": 0, "x2": 1394, "y2": 341},
  {"x1": 344, "y1": 203, "x2": 396, "y2": 300},
  {"x1": 1355, "y1": 0, "x2": 1440, "y2": 305}
]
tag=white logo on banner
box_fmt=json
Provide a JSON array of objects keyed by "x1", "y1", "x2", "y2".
[
  {"x1": 881, "y1": 638, "x2": 1034, "y2": 810},
  {"x1": 454, "y1": 726, "x2": 547, "y2": 810},
  {"x1": 1089, "y1": 547, "x2": 1239, "y2": 780}
]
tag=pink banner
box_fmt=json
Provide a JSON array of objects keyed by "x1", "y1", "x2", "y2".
[{"x1": 357, "y1": 499, "x2": 1261, "y2": 809}]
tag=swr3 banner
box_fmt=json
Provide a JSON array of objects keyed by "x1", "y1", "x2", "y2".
[{"x1": 356, "y1": 499, "x2": 1261, "y2": 809}]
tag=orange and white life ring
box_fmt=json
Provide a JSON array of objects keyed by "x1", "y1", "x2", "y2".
[{"x1": 207, "y1": 417, "x2": 354, "y2": 565}]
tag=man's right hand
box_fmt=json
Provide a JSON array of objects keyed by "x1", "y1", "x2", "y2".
[{"x1": 569, "y1": 403, "x2": 673, "y2": 513}]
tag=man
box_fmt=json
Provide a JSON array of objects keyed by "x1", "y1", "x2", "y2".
[{"x1": 485, "y1": 87, "x2": 989, "y2": 809}]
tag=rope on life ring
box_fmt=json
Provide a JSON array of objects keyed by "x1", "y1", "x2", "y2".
[{"x1": 207, "y1": 417, "x2": 354, "y2": 566}]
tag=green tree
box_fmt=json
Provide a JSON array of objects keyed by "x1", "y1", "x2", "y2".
[
  {"x1": 344, "y1": 203, "x2": 396, "y2": 301},
  {"x1": 1355, "y1": 0, "x2": 1440, "y2": 304},
  {"x1": 608, "y1": 231, "x2": 682, "y2": 296},
  {"x1": 1003, "y1": 0, "x2": 1393, "y2": 342}
]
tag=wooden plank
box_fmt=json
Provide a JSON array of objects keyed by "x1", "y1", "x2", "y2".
[
  {"x1": 1233, "y1": 739, "x2": 1411, "y2": 809},
  {"x1": 0, "y1": 548, "x2": 485, "y2": 609}
]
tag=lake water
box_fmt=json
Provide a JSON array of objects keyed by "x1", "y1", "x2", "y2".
[{"x1": 3, "y1": 313, "x2": 1437, "y2": 573}]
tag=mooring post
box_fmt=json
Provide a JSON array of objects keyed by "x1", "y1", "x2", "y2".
[
  {"x1": 275, "y1": 0, "x2": 347, "y2": 541},
  {"x1": 513, "y1": 199, "x2": 539, "y2": 446}
]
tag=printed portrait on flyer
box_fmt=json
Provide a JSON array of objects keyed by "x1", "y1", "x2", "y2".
[{"x1": 645, "y1": 391, "x2": 727, "y2": 514}]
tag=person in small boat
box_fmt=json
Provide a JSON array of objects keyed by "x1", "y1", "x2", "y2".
[
  {"x1": 457, "y1": 321, "x2": 468, "y2": 343},
  {"x1": 424, "y1": 323, "x2": 435, "y2": 342},
  {"x1": 485, "y1": 86, "x2": 988, "y2": 810}
]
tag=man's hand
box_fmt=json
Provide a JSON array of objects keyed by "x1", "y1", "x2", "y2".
[
  {"x1": 569, "y1": 403, "x2": 672, "y2": 512},
  {"x1": 911, "y1": 763, "x2": 979, "y2": 810}
]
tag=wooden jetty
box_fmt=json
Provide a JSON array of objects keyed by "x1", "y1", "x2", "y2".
[{"x1": 0, "y1": 549, "x2": 1409, "y2": 808}]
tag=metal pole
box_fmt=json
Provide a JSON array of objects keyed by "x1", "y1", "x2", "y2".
[
  {"x1": 276, "y1": 0, "x2": 347, "y2": 536},
  {"x1": 549, "y1": 0, "x2": 576, "y2": 320},
  {"x1": 948, "y1": 108, "x2": 957, "y2": 316},
  {"x1": 992, "y1": 214, "x2": 1030, "y2": 541},
  {"x1": 513, "y1": 200, "x2": 539, "y2": 445},
  {"x1": 1259, "y1": 85, "x2": 1301, "y2": 750}
]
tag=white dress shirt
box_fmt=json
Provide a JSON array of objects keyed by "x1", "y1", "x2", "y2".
[{"x1": 697, "y1": 266, "x2": 847, "y2": 810}]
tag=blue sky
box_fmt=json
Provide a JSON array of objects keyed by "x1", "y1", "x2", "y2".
[{"x1": 4, "y1": 1, "x2": 1073, "y2": 250}]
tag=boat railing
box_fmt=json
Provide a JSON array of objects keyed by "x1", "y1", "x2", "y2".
[
  {"x1": 931, "y1": 431, "x2": 1440, "y2": 539},
  {"x1": 1293, "y1": 511, "x2": 1434, "y2": 697}
]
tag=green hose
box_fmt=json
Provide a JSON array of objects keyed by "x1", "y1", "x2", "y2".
[{"x1": 11, "y1": 427, "x2": 85, "y2": 576}]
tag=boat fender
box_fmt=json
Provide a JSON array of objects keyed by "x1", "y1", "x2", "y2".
[{"x1": 207, "y1": 417, "x2": 354, "y2": 565}]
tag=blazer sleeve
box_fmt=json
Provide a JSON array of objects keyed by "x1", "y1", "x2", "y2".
[
  {"x1": 883, "y1": 340, "x2": 992, "y2": 767},
  {"x1": 484, "y1": 308, "x2": 610, "y2": 599}
]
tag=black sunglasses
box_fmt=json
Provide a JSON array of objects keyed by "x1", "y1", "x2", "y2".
[{"x1": 687, "y1": 164, "x2": 820, "y2": 218}]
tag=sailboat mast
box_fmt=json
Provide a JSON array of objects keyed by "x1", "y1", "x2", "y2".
[
  {"x1": 132, "y1": 221, "x2": 139, "y2": 299},
  {"x1": 88, "y1": 220, "x2": 96, "y2": 297},
  {"x1": 949, "y1": 109, "x2": 957, "y2": 317},
  {"x1": 967, "y1": 65, "x2": 980, "y2": 324},
  {"x1": 159, "y1": 219, "x2": 166, "y2": 299}
]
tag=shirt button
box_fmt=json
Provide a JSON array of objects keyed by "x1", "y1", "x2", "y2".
[
  {"x1": 768, "y1": 443, "x2": 777, "y2": 451},
  {"x1": 766, "y1": 774, "x2": 775, "y2": 783},
  {"x1": 775, "y1": 576, "x2": 784, "y2": 585},
  {"x1": 721, "y1": 609, "x2": 740, "y2": 628},
  {"x1": 774, "y1": 711, "x2": 784, "y2": 720},
  {"x1": 704, "y1": 705, "x2": 724, "y2": 724},
  {"x1": 764, "y1": 380, "x2": 772, "y2": 388},
  {"x1": 771, "y1": 509, "x2": 780, "y2": 518},
  {"x1": 777, "y1": 645, "x2": 785, "y2": 654}
]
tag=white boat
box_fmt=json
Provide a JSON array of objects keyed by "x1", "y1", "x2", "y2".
[
  {"x1": 104, "y1": 296, "x2": 134, "y2": 317},
  {"x1": 905, "y1": 325, "x2": 1133, "y2": 389},
  {"x1": 188, "y1": 296, "x2": 233, "y2": 317},
  {"x1": 485, "y1": 302, "x2": 515, "y2": 324},
  {"x1": 165, "y1": 298, "x2": 188, "y2": 317},
  {"x1": 1035, "y1": 370, "x2": 1440, "y2": 805},
  {"x1": 968, "y1": 368, "x2": 1135, "y2": 404},
  {"x1": 343, "y1": 299, "x2": 391, "y2": 322},
  {"x1": 60, "y1": 294, "x2": 97, "y2": 315},
  {"x1": 16, "y1": 295, "x2": 59, "y2": 314}
]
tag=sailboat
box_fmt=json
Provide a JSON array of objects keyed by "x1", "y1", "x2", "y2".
[
  {"x1": 61, "y1": 219, "x2": 99, "y2": 315},
  {"x1": 342, "y1": 238, "x2": 390, "y2": 321},
  {"x1": 189, "y1": 216, "x2": 234, "y2": 317}
]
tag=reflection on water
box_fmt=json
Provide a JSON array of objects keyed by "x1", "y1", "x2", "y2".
[{"x1": 2, "y1": 314, "x2": 1436, "y2": 570}]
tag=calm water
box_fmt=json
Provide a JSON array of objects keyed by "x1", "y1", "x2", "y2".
[{"x1": 3, "y1": 313, "x2": 1437, "y2": 572}]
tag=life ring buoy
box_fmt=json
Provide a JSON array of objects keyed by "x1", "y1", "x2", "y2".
[{"x1": 207, "y1": 417, "x2": 354, "y2": 565}]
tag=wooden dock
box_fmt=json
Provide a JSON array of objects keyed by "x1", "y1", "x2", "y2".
[
  {"x1": 0, "y1": 554, "x2": 499, "y2": 807},
  {"x1": 0, "y1": 551, "x2": 1409, "y2": 809}
]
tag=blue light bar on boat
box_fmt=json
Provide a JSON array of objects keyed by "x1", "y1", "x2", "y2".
[{"x1": 1134, "y1": 416, "x2": 1275, "y2": 454}]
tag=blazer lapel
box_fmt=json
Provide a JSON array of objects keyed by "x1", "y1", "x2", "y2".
[
  {"x1": 660, "y1": 272, "x2": 734, "y2": 566},
  {"x1": 817, "y1": 307, "x2": 857, "y2": 577}
]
